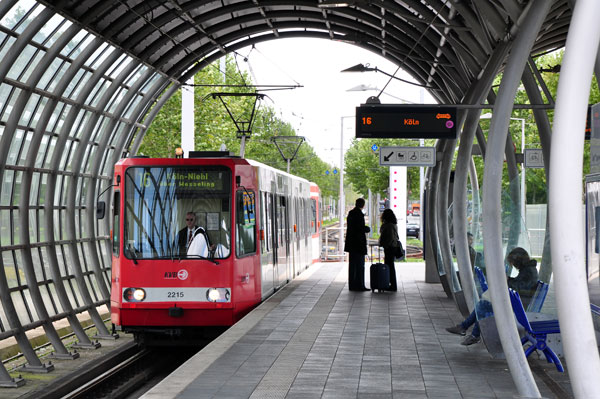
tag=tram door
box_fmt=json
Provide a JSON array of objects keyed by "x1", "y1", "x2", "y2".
[
  {"x1": 275, "y1": 195, "x2": 289, "y2": 287},
  {"x1": 293, "y1": 196, "x2": 300, "y2": 278},
  {"x1": 260, "y1": 191, "x2": 275, "y2": 297}
]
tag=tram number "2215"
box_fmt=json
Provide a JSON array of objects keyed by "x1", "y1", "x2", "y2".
[{"x1": 167, "y1": 291, "x2": 184, "y2": 298}]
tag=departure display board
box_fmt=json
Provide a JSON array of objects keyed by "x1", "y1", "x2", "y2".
[{"x1": 355, "y1": 105, "x2": 458, "y2": 139}]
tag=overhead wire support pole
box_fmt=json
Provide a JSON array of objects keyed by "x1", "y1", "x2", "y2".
[
  {"x1": 204, "y1": 92, "x2": 267, "y2": 158},
  {"x1": 338, "y1": 116, "x2": 353, "y2": 256},
  {"x1": 271, "y1": 136, "x2": 305, "y2": 174}
]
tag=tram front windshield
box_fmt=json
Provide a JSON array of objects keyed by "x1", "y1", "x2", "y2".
[{"x1": 123, "y1": 166, "x2": 231, "y2": 260}]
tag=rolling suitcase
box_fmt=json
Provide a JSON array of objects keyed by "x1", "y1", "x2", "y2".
[{"x1": 370, "y1": 245, "x2": 391, "y2": 292}]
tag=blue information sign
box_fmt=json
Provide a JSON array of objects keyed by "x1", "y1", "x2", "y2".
[{"x1": 371, "y1": 144, "x2": 378, "y2": 151}]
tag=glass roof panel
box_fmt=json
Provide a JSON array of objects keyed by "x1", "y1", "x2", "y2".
[
  {"x1": 37, "y1": 58, "x2": 70, "y2": 91},
  {"x1": 1, "y1": 0, "x2": 38, "y2": 31},
  {"x1": 60, "y1": 30, "x2": 92, "y2": 58},
  {"x1": 32, "y1": 13, "x2": 68, "y2": 46}
]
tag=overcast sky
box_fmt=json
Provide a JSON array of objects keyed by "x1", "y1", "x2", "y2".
[{"x1": 236, "y1": 38, "x2": 435, "y2": 167}]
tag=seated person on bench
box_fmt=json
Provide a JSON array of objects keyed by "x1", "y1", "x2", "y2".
[{"x1": 445, "y1": 247, "x2": 538, "y2": 345}]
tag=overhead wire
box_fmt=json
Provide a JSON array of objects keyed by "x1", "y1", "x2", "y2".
[
  {"x1": 377, "y1": 1, "x2": 449, "y2": 98},
  {"x1": 117, "y1": 0, "x2": 254, "y2": 85}
]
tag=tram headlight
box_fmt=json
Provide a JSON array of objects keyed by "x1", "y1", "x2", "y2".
[
  {"x1": 123, "y1": 288, "x2": 146, "y2": 302},
  {"x1": 206, "y1": 288, "x2": 231, "y2": 303}
]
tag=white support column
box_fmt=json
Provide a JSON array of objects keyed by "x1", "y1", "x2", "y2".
[
  {"x1": 482, "y1": 1, "x2": 551, "y2": 397},
  {"x1": 389, "y1": 166, "x2": 407, "y2": 247},
  {"x1": 181, "y1": 76, "x2": 194, "y2": 157},
  {"x1": 338, "y1": 117, "x2": 345, "y2": 255},
  {"x1": 519, "y1": 118, "x2": 526, "y2": 219},
  {"x1": 419, "y1": 139, "x2": 424, "y2": 241},
  {"x1": 549, "y1": 1, "x2": 600, "y2": 397}
]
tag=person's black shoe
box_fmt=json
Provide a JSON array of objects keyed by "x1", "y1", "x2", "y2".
[
  {"x1": 361, "y1": 287, "x2": 370, "y2": 291},
  {"x1": 461, "y1": 335, "x2": 481, "y2": 345},
  {"x1": 446, "y1": 324, "x2": 467, "y2": 336}
]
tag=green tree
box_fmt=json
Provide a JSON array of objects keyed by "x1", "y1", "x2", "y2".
[
  {"x1": 138, "y1": 55, "x2": 339, "y2": 199},
  {"x1": 473, "y1": 49, "x2": 600, "y2": 204}
]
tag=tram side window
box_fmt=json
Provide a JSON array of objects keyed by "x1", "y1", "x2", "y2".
[
  {"x1": 295, "y1": 198, "x2": 300, "y2": 237},
  {"x1": 261, "y1": 191, "x2": 273, "y2": 253},
  {"x1": 300, "y1": 198, "x2": 304, "y2": 236},
  {"x1": 303, "y1": 198, "x2": 308, "y2": 237},
  {"x1": 260, "y1": 191, "x2": 266, "y2": 253},
  {"x1": 311, "y1": 199, "x2": 317, "y2": 234},
  {"x1": 112, "y1": 191, "x2": 120, "y2": 256},
  {"x1": 236, "y1": 190, "x2": 256, "y2": 257}
]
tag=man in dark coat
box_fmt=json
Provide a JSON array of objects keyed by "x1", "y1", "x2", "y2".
[{"x1": 344, "y1": 198, "x2": 370, "y2": 291}]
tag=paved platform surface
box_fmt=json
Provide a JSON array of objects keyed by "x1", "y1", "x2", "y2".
[{"x1": 143, "y1": 261, "x2": 573, "y2": 399}]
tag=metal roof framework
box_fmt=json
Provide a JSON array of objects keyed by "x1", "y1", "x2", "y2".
[
  {"x1": 39, "y1": 0, "x2": 571, "y2": 104},
  {"x1": 0, "y1": 0, "x2": 592, "y2": 394}
]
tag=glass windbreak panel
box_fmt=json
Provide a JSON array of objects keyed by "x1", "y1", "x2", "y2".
[
  {"x1": 445, "y1": 203, "x2": 461, "y2": 293},
  {"x1": 11, "y1": 291, "x2": 31, "y2": 325},
  {"x1": 500, "y1": 176, "x2": 532, "y2": 276},
  {"x1": 473, "y1": 175, "x2": 544, "y2": 341},
  {"x1": 3, "y1": 252, "x2": 18, "y2": 288},
  {"x1": 585, "y1": 176, "x2": 600, "y2": 330},
  {"x1": 124, "y1": 166, "x2": 231, "y2": 260}
]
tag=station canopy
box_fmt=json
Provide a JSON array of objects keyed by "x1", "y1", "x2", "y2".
[
  {"x1": 0, "y1": 0, "x2": 579, "y2": 388},
  {"x1": 41, "y1": 0, "x2": 571, "y2": 103}
]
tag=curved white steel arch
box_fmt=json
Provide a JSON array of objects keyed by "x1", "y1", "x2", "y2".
[
  {"x1": 549, "y1": 0, "x2": 600, "y2": 396},
  {"x1": 482, "y1": 1, "x2": 552, "y2": 397}
]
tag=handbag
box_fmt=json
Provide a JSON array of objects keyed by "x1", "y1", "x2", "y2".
[{"x1": 394, "y1": 240, "x2": 405, "y2": 260}]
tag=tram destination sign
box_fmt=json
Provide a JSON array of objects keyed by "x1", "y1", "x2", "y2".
[
  {"x1": 133, "y1": 167, "x2": 227, "y2": 192},
  {"x1": 356, "y1": 104, "x2": 457, "y2": 139}
]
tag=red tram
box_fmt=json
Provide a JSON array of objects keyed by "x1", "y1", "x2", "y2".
[{"x1": 109, "y1": 152, "x2": 320, "y2": 342}]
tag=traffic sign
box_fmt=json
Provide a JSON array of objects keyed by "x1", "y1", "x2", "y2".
[
  {"x1": 524, "y1": 149, "x2": 544, "y2": 168},
  {"x1": 371, "y1": 144, "x2": 378, "y2": 152},
  {"x1": 379, "y1": 146, "x2": 436, "y2": 167}
]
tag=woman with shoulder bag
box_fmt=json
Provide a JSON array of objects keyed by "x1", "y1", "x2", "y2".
[{"x1": 379, "y1": 209, "x2": 400, "y2": 291}]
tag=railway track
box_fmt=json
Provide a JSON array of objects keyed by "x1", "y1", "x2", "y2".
[{"x1": 28, "y1": 341, "x2": 199, "y2": 399}]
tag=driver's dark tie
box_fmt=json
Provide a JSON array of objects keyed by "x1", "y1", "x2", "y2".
[{"x1": 188, "y1": 230, "x2": 193, "y2": 247}]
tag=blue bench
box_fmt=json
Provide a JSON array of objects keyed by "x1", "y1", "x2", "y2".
[
  {"x1": 473, "y1": 267, "x2": 548, "y2": 312},
  {"x1": 526, "y1": 281, "x2": 549, "y2": 313},
  {"x1": 509, "y1": 288, "x2": 564, "y2": 372},
  {"x1": 474, "y1": 266, "x2": 488, "y2": 295}
]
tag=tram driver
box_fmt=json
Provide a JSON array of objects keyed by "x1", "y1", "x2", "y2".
[{"x1": 177, "y1": 212, "x2": 213, "y2": 258}]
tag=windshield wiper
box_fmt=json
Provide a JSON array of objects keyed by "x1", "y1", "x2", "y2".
[
  {"x1": 126, "y1": 244, "x2": 138, "y2": 265},
  {"x1": 186, "y1": 254, "x2": 219, "y2": 265}
]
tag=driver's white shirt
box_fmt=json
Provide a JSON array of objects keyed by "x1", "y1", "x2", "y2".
[{"x1": 187, "y1": 230, "x2": 209, "y2": 257}]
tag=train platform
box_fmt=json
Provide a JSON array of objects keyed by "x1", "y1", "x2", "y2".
[{"x1": 142, "y1": 261, "x2": 573, "y2": 399}]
